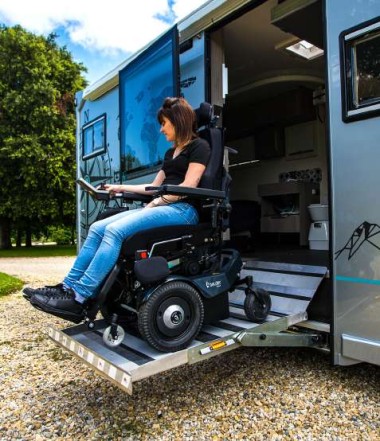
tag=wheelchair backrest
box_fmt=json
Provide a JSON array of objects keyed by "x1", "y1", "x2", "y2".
[{"x1": 195, "y1": 102, "x2": 225, "y2": 191}]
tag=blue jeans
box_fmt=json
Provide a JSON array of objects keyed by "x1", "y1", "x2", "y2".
[{"x1": 64, "y1": 202, "x2": 199, "y2": 300}]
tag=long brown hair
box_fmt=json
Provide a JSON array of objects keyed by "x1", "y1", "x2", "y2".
[{"x1": 157, "y1": 97, "x2": 198, "y2": 148}]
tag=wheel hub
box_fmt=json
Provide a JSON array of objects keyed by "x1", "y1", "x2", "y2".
[
  {"x1": 156, "y1": 296, "x2": 192, "y2": 337},
  {"x1": 163, "y1": 304, "x2": 185, "y2": 328}
]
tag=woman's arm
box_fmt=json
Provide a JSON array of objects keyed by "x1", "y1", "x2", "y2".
[
  {"x1": 104, "y1": 170, "x2": 166, "y2": 195},
  {"x1": 146, "y1": 163, "x2": 206, "y2": 207},
  {"x1": 180, "y1": 162, "x2": 207, "y2": 188}
]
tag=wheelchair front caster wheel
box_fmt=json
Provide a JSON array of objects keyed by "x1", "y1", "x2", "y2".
[
  {"x1": 102, "y1": 325, "x2": 125, "y2": 347},
  {"x1": 244, "y1": 288, "x2": 271, "y2": 323}
]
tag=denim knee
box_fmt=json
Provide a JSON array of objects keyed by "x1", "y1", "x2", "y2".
[
  {"x1": 103, "y1": 223, "x2": 126, "y2": 243},
  {"x1": 88, "y1": 220, "x2": 106, "y2": 238}
]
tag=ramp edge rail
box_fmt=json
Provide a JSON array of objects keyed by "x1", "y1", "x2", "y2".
[{"x1": 47, "y1": 327, "x2": 134, "y2": 395}]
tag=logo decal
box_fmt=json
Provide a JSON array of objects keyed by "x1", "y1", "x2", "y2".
[
  {"x1": 335, "y1": 221, "x2": 380, "y2": 260},
  {"x1": 206, "y1": 280, "x2": 222, "y2": 289}
]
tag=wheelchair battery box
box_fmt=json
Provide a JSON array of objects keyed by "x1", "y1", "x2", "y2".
[{"x1": 203, "y1": 291, "x2": 229, "y2": 324}]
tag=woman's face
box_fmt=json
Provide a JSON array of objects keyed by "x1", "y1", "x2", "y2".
[{"x1": 160, "y1": 116, "x2": 176, "y2": 143}]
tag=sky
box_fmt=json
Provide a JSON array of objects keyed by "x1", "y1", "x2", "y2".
[{"x1": 0, "y1": 0, "x2": 209, "y2": 86}]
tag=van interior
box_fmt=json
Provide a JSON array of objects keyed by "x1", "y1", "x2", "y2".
[
  {"x1": 210, "y1": 0, "x2": 330, "y2": 321},
  {"x1": 210, "y1": 1, "x2": 327, "y2": 261}
]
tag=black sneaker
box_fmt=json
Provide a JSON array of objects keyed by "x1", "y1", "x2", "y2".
[
  {"x1": 23, "y1": 283, "x2": 64, "y2": 301},
  {"x1": 30, "y1": 287, "x2": 85, "y2": 324}
]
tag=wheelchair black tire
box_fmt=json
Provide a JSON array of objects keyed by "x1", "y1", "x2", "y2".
[
  {"x1": 138, "y1": 281, "x2": 204, "y2": 352},
  {"x1": 244, "y1": 288, "x2": 271, "y2": 323}
]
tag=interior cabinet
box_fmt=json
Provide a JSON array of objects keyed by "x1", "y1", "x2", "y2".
[
  {"x1": 258, "y1": 182, "x2": 319, "y2": 246},
  {"x1": 255, "y1": 126, "x2": 284, "y2": 159}
]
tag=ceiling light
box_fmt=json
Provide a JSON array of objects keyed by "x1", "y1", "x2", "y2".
[{"x1": 285, "y1": 39, "x2": 324, "y2": 60}]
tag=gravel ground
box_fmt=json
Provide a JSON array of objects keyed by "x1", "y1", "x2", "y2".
[{"x1": 0, "y1": 257, "x2": 379, "y2": 440}]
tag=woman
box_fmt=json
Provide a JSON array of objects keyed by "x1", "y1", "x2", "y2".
[{"x1": 27, "y1": 97, "x2": 211, "y2": 322}]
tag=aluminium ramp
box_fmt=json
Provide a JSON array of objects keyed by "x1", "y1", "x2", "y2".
[
  {"x1": 230, "y1": 260, "x2": 329, "y2": 321},
  {"x1": 47, "y1": 261, "x2": 328, "y2": 395}
]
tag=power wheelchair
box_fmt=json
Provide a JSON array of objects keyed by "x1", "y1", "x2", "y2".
[{"x1": 79, "y1": 103, "x2": 271, "y2": 352}]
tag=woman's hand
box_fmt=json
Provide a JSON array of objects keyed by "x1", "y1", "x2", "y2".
[
  {"x1": 144, "y1": 197, "x2": 161, "y2": 209},
  {"x1": 102, "y1": 184, "x2": 125, "y2": 193}
]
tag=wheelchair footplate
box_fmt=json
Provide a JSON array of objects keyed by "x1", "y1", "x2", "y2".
[{"x1": 47, "y1": 260, "x2": 328, "y2": 395}]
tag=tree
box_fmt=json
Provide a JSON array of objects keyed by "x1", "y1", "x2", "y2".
[{"x1": 0, "y1": 25, "x2": 87, "y2": 248}]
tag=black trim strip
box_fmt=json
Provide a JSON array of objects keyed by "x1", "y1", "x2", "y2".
[
  {"x1": 94, "y1": 330, "x2": 154, "y2": 365},
  {"x1": 214, "y1": 321, "x2": 244, "y2": 333},
  {"x1": 234, "y1": 287, "x2": 312, "y2": 302},
  {"x1": 196, "y1": 331, "x2": 221, "y2": 343},
  {"x1": 267, "y1": 311, "x2": 287, "y2": 318},
  {"x1": 244, "y1": 265, "x2": 325, "y2": 278},
  {"x1": 229, "y1": 304, "x2": 286, "y2": 319}
]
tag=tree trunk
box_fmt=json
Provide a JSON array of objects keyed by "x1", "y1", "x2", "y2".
[
  {"x1": 16, "y1": 229, "x2": 22, "y2": 247},
  {"x1": 0, "y1": 218, "x2": 12, "y2": 249},
  {"x1": 25, "y1": 225, "x2": 32, "y2": 248},
  {"x1": 70, "y1": 223, "x2": 76, "y2": 245}
]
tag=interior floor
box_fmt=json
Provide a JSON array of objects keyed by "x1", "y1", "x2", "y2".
[
  {"x1": 242, "y1": 240, "x2": 329, "y2": 267},
  {"x1": 225, "y1": 235, "x2": 331, "y2": 324}
]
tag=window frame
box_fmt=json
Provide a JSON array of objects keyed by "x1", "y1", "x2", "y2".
[
  {"x1": 340, "y1": 17, "x2": 380, "y2": 122},
  {"x1": 82, "y1": 113, "x2": 107, "y2": 160}
]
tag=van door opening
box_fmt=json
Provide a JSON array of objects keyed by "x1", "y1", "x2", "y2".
[{"x1": 209, "y1": 0, "x2": 330, "y2": 323}]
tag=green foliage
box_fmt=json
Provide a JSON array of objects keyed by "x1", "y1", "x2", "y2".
[
  {"x1": 0, "y1": 272, "x2": 24, "y2": 297},
  {"x1": 0, "y1": 244, "x2": 76, "y2": 258},
  {"x1": 0, "y1": 25, "x2": 87, "y2": 246},
  {"x1": 48, "y1": 225, "x2": 74, "y2": 245}
]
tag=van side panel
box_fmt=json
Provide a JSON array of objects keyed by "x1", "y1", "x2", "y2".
[
  {"x1": 325, "y1": 0, "x2": 380, "y2": 365},
  {"x1": 77, "y1": 87, "x2": 120, "y2": 245}
]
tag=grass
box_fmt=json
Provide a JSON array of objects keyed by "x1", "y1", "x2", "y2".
[
  {"x1": 0, "y1": 244, "x2": 77, "y2": 258},
  {"x1": 0, "y1": 272, "x2": 24, "y2": 297}
]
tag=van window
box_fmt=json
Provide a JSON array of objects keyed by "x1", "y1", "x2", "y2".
[
  {"x1": 341, "y1": 21, "x2": 380, "y2": 121},
  {"x1": 179, "y1": 33, "x2": 206, "y2": 107},
  {"x1": 119, "y1": 27, "x2": 178, "y2": 178},
  {"x1": 82, "y1": 114, "x2": 106, "y2": 159}
]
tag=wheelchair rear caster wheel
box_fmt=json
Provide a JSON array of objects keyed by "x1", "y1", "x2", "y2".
[
  {"x1": 103, "y1": 325, "x2": 125, "y2": 347},
  {"x1": 244, "y1": 288, "x2": 271, "y2": 323},
  {"x1": 138, "y1": 281, "x2": 204, "y2": 352}
]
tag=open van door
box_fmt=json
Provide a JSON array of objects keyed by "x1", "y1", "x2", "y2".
[
  {"x1": 326, "y1": 0, "x2": 380, "y2": 365},
  {"x1": 119, "y1": 26, "x2": 179, "y2": 183}
]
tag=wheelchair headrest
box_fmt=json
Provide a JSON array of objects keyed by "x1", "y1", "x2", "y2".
[{"x1": 195, "y1": 102, "x2": 213, "y2": 128}]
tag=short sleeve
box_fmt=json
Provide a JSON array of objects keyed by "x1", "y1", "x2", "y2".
[{"x1": 188, "y1": 138, "x2": 211, "y2": 166}]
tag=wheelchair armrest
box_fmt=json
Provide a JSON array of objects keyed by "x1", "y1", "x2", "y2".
[
  {"x1": 77, "y1": 178, "x2": 110, "y2": 201},
  {"x1": 77, "y1": 178, "x2": 153, "y2": 203},
  {"x1": 146, "y1": 185, "x2": 226, "y2": 200},
  {"x1": 119, "y1": 192, "x2": 152, "y2": 203}
]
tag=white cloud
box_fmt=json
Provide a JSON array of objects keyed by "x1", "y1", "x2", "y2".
[{"x1": 0, "y1": 0, "x2": 208, "y2": 54}]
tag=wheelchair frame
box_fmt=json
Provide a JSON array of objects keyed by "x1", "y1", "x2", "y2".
[{"x1": 78, "y1": 180, "x2": 268, "y2": 353}]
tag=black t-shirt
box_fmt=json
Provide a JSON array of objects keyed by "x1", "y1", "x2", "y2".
[{"x1": 161, "y1": 138, "x2": 211, "y2": 185}]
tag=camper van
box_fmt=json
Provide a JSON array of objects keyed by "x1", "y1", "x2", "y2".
[{"x1": 48, "y1": 0, "x2": 380, "y2": 393}]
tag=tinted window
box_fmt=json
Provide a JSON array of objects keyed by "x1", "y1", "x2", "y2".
[
  {"x1": 82, "y1": 115, "x2": 106, "y2": 159},
  {"x1": 354, "y1": 33, "x2": 380, "y2": 106},
  {"x1": 179, "y1": 33, "x2": 206, "y2": 107},
  {"x1": 119, "y1": 27, "x2": 178, "y2": 178},
  {"x1": 341, "y1": 21, "x2": 380, "y2": 121}
]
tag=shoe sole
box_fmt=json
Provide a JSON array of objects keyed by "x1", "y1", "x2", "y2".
[{"x1": 30, "y1": 298, "x2": 84, "y2": 324}]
